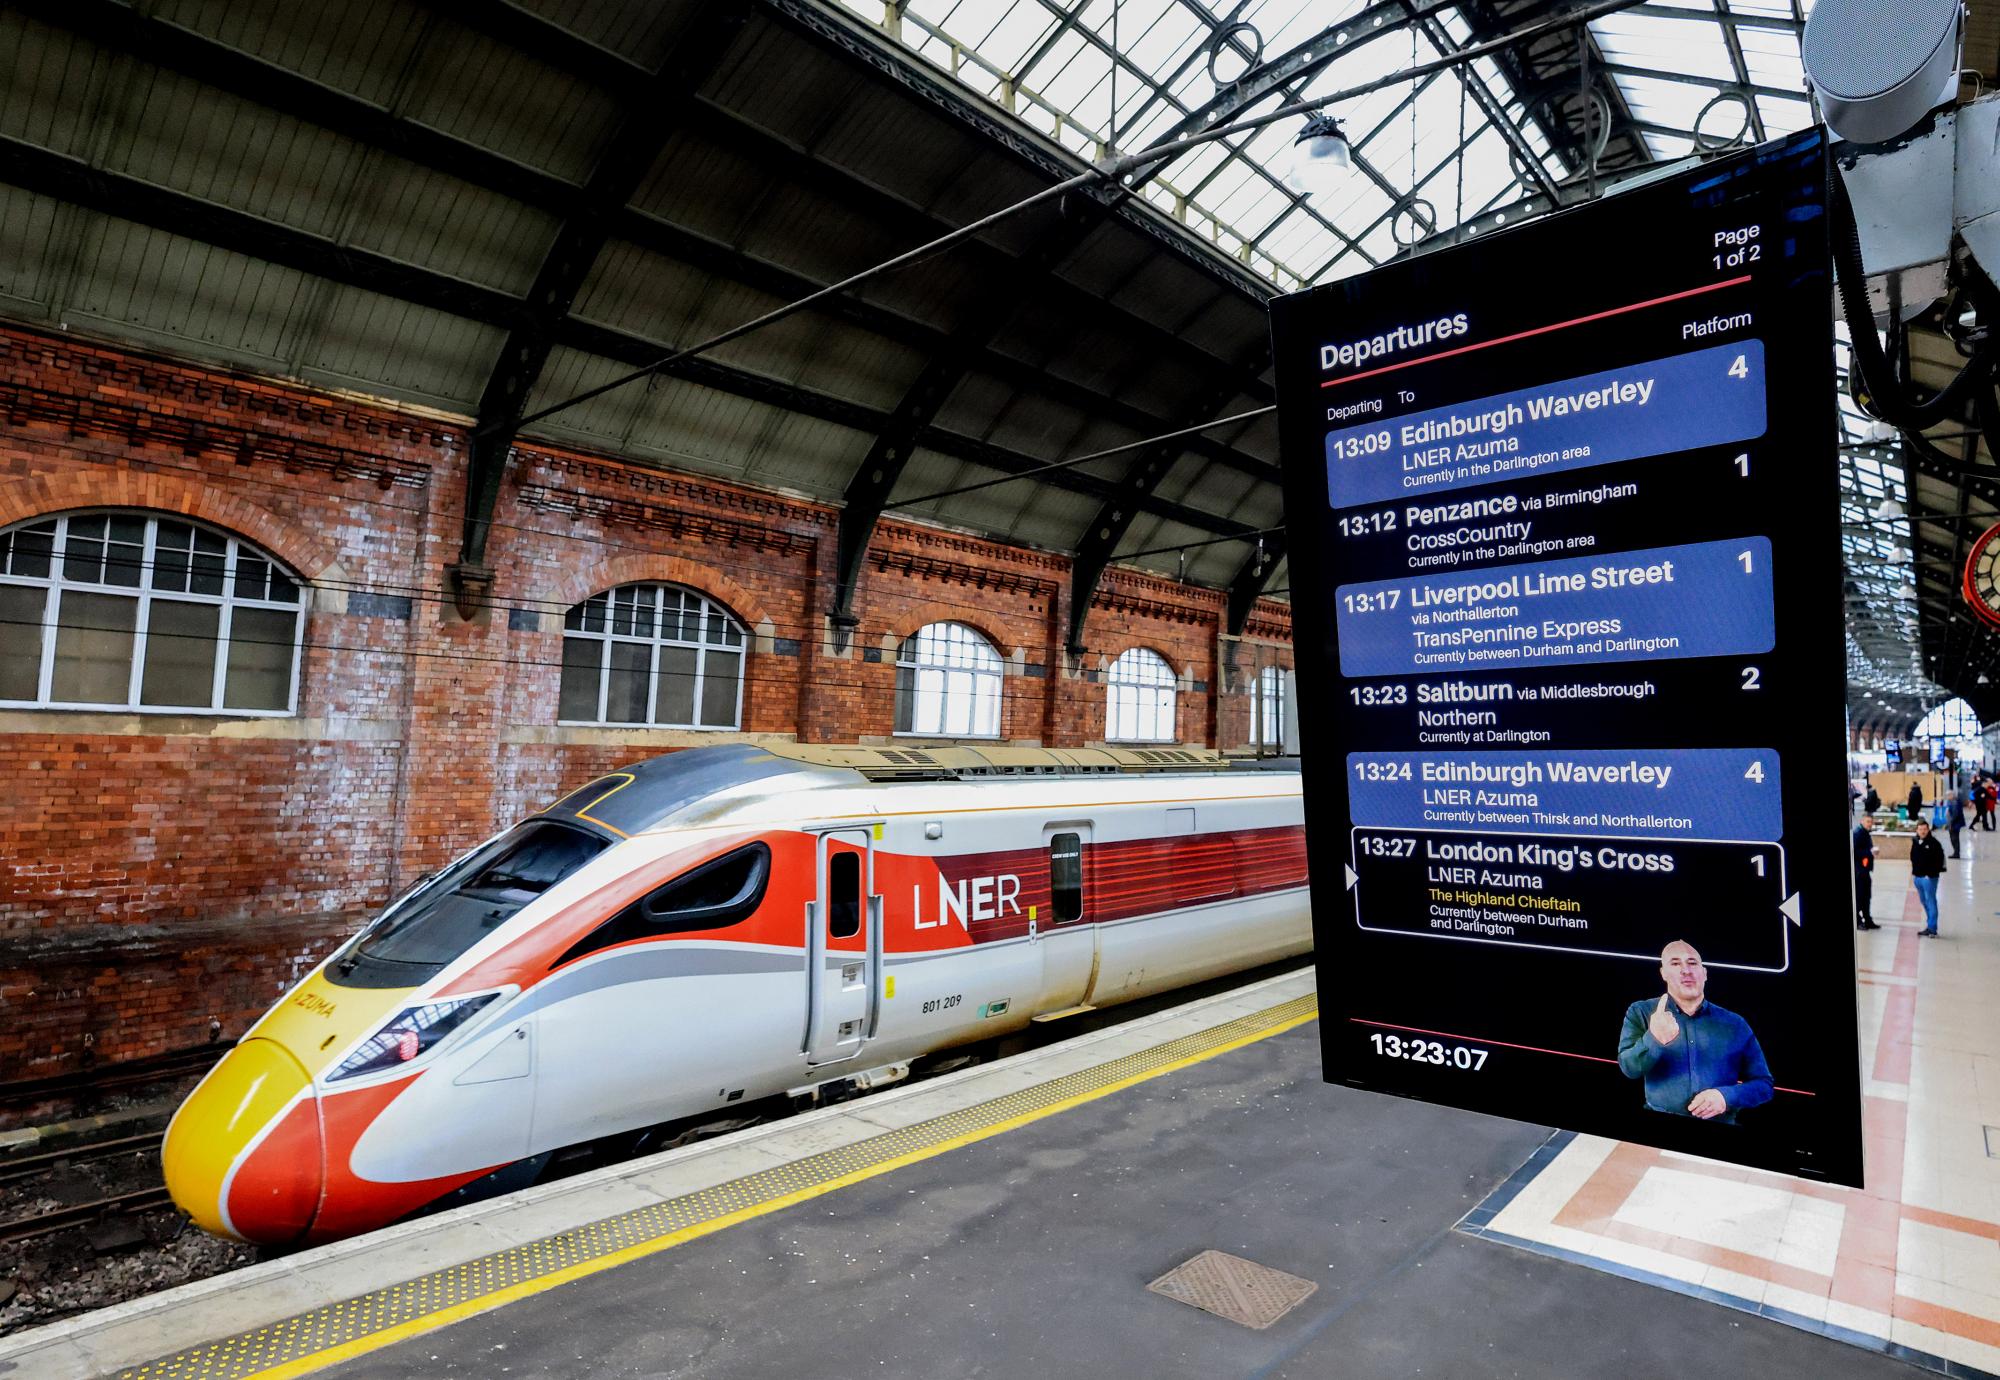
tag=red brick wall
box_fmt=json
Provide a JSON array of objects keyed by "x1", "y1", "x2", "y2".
[{"x1": 0, "y1": 324, "x2": 1291, "y2": 1088}]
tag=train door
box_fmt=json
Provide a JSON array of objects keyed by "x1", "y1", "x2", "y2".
[
  {"x1": 805, "y1": 827, "x2": 882, "y2": 1066},
  {"x1": 1035, "y1": 822, "x2": 1097, "y2": 1013}
]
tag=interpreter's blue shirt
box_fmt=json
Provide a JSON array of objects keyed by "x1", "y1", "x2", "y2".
[{"x1": 1616, "y1": 998, "x2": 1773, "y2": 1123}]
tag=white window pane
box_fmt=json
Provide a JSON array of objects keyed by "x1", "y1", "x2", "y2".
[
  {"x1": 0, "y1": 585, "x2": 45, "y2": 699},
  {"x1": 52, "y1": 591, "x2": 137, "y2": 703},
  {"x1": 700, "y1": 649, "x2": 741, "y2": 728},
  {"x1": 141, "y1": 599, "x2": 221, "y2": 707},
  {"x1": 222, "y1": 607, "x2": 295, "y2": 711},
  {"x1": 944, "y1": 670, "x2": 972, "y2": 736},
  {"x1": 656, "y1": 644, "x2": 699, "y2": 725},
  {"x1": 974, "y1": 673, "x2": 1000, "y2": 737},
  {"x1": 559, "y1": 638, "x2": 600, "y2": 720},
  {"x1": 917, "y1": 668, "x2": 946, "y2": 735}
]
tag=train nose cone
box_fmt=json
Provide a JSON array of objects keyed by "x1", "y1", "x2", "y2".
[{"x1": 163, "y1": 1037, "x2": 322, "y2": 1243}]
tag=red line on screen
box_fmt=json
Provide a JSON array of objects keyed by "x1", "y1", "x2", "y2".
[
  {"x1": 1318, "y1": 274, "x2": 1755, "y2": 390},
  {"x1": 1348, "y1": 1017, "x2": 1814, "y2": 1095}
]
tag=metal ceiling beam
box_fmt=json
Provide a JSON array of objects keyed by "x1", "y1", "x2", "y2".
[
  {"x1": 0, "y1": 135, "x2": 530, "y2": 327},
  {"x1": 1622, "y1": 3, "x2": 1800, "y2": 31},
  {"x1": 1452, "y1": 0, "x2": 1650, "y2": 173},
  {"x1": 546, "y1": 327, "x2": 1256, "y2": 541},
  {"x1": 1595, "y1": 62, "x2": 1805, "y2": 104},
  {"x1": 17, "y1": 0, "x2": 1280, "y2": 493},
  {"x1": 1064, "y1": 355, "x2": 1268, "y2": 653},
  {"x1": 828, "y1": 197, "x2": 1110, "y2": 642},
  {"x1": 13, "y1": 0, "x2": 575, "y2": 210},
  {"x1": 416, "y1": 0, "x2": 654, "y2": 98},
  {"x1": 428, "y1": 0, "x2": 1282, "y2": 412},
  {"x1": 1225, "y1": 531, "x2": 1286, "y2": 635},
  {"x1": 1710, "y1": 0, "x2": 1769, "y2": 144},
  {"x1": 450, "y1": 3, "x2": 754, "y2": 615},
  {"x1": 674, "y1": 99, "x2": 1277, "y2": 406},
  {"x1": 0, "y1": 140, "x2": 1255, "y2": 545},
  {"x1": 758, "y1": 0, "x2": 1278, "y2": 304},
  {"x1": 17, "y1": 0, "x2": 1287, "y2": 552},
  {"x1": 1405, "y1": 4, "x2": 1563, "y2": 204}
]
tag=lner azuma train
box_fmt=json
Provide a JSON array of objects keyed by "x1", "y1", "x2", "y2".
[{"x1": 162, "y1": 744, "x2": 1309, "y2": 1244}]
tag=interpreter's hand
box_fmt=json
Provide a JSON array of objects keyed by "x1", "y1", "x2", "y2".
[
  {"x1": 1688, "y1": 1089, "x2": 1729, "y2": 1119},
  {"x1": 1648, "y1": 993, "x2": 1680, "y2": 1046}
]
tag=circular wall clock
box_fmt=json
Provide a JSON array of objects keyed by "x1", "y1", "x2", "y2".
[{"x1": 1962, "y1": 521, "x2": 2000, "y2": 629}]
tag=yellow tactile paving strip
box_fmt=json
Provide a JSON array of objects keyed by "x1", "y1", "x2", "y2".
[{"x1": 120, "y1": 992, "x2": 1318, "y2": 1380}]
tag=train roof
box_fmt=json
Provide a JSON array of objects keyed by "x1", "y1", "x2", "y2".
[{"x1": 539, "y1": 744, "x2": 1300, "y2": 838}]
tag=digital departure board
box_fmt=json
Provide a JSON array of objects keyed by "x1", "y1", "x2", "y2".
[{"x1": 1272, "y1": 130, "x2": 1863, "y2": 1185}]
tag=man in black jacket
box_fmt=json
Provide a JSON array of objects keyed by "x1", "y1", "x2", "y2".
[
  {"x1": 1910, "y1": 819, "x2": 1946, "y2": 937},
  {"x1": 1853, "y1": 817, "x2": 1877, "y2": 930}
]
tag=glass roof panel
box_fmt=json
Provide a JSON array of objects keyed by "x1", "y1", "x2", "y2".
[{"x1": 833, "y1": 0, "x2": 1923, "y2": 676}]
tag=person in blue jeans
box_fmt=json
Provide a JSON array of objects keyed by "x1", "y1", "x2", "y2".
[
  {"x1": 1617, "y1": 941, "x2": 1773, "y2": 1122},
  {"x1": 1910, "y1": 818, "x2": 1946, "y2": 936}
]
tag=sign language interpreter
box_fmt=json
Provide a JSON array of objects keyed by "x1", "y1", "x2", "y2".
[{"x1": 1617, "y1": 941, "x2": 1773, "y2": 1122}]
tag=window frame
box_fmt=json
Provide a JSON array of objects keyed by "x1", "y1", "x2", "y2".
[
  {"x1": 0, "y1": 510, "x2": 306, "y2": 717},
  {"x1": 893, "y1": 620, "x2": 1004, "y2": 740},
  {"x1": 1104, "y1": 646, "x2": 1179, "y2": 745},
  {"x1": 1254, "y1": 665, "x2": 1287, "y2": 750},
  {"x1": 557, "y1": 582, "x2": 747, "y2": 731}
]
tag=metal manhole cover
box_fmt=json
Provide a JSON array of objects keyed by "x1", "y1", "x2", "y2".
[{"x1": 1146, "y1": 1250, "x2": 1318, "y2": 1330}]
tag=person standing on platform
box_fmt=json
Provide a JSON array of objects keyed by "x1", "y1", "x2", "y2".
[
  {"x1": 1949, "y1": 789, "x2": 1966, "y2": 858},
  {"x1": 1908, "y1": 780, "x2": 1924, "y2": 818},
  {"x1": 1911, "y1": 819, "x2": 1946, "y2": 937},
  {"x1": 1865, "y1": 781, "x2": 1881, "y2": 815},
  {"x1": 1986, "y1": 777, "x2": 1998, "y2": 830},
  {"x1": 1854, "y1": 816, "x2": 1877, "y2": 930}
]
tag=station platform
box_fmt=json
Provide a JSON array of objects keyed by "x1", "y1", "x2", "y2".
[
  {"x1": 2, "y1": 962, "x2": 1942, "y2": 1380},
  {"x1": 1468, "y1": 835, "x2": 2000, "y2": 1377}
]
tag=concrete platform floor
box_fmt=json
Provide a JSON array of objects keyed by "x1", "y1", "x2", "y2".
[{"x1": 316, "y1": 1023, "x2": 1916, "y2": 1380}]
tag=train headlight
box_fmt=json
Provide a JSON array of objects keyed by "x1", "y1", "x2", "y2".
[{"x1": 327, "y1": 992, "x2": 502, "y2": 1082}]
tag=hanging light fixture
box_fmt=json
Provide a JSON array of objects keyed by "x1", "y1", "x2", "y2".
[
  {"x1": 1285, "y1": 113, "x2": 1352, "y2": 194},
  {"x1": 1875, "y1": 495, "x2": 1903, "y2": 520},
  {"x1": 1897, "y1": 579, "x2": 1919, "y2": 600}
]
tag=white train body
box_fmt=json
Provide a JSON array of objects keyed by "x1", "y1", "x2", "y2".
[{"x1": 163, "y1": 745, "x2": 1309, "y2": 1242}]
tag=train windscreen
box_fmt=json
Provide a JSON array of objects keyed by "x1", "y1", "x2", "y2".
[{"x1": 331, "y1": 821, "x2": 609, "y2": 987}]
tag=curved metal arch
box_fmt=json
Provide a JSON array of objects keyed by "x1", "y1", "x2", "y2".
[{"x1": 449, "y1": 3, "x2": 755, "y2": 616}]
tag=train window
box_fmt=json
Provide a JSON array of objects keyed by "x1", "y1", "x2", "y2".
[
  {"x1": 548, "y1": 842, "x2": 772, "y2": 969},
  {"x1": 639, "y1": 843, "x2": 770, "y2": 930},
  {"x1": 827, "y1": 850, "x2": 862, "y2": 940},
  {"x1": 335, "y1": 822, "x2": 609, "y2": 986},
  {"x1": 1049, "y1": 832, "x2": 1084, "y2": 923}
]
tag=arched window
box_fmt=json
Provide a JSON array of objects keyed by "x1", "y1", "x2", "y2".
[
  {"x1": 1106, "y1": 647, "x2": 1177, "y2": 743},
  {"x1": 0, "y1": 511, "x2": 303, "y2": 713},
  {"x1": 558, "y1": 583, "x2": 745, "y2": 728},
  {"x1": 895, "y1": 621, "x2": 1002, "y2": 738},
  {"x1": 1917, "y1": 697, "x2": 1980, "y2": 742},
  {"x1": 1254, "y1": 665, "x2": 1286, "y2": 750}
]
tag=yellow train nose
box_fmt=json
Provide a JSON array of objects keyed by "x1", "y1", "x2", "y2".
[{"x1": 163, "y1": 1037, "x2": 323, "y2": 1242}]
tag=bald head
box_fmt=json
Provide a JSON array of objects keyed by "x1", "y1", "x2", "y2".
[{"x1": 1660, "y1": 940, "x2": 1706, "y2": 1009}]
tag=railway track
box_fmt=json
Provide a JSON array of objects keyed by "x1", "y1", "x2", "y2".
[
  {"x1": 0, "y1": 1186, "x2": 174, "y2": 1247},
  {"x1": 0, "y1": 1133, "x2": 161, "y2": 1189}
]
